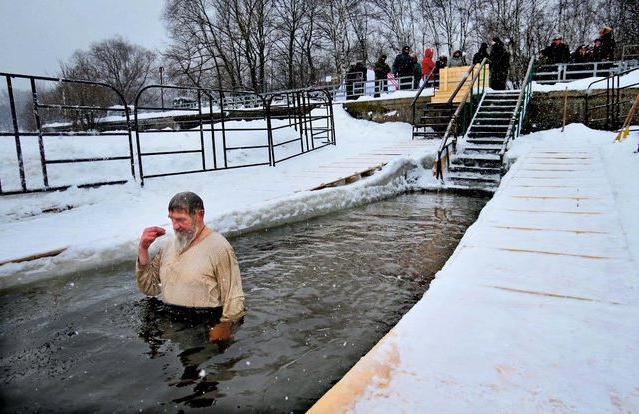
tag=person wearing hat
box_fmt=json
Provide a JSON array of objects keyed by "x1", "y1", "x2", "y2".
[
  {"x1": 489, "y1": 37, "x2": 510, "y2": 90},
  {"x1": 571, "y1": 44, "x2": 591, "y2": 64},
  {"x1": 392, "y1": 46, "x2": 414, "y2": 89},
  {"x1": 373, "y1": 54, "x2": 391, "y2": 97},
  {"x1": 448, "y1": 50, "x2": 467, "y2": 67},
  {"x1": 597, "y1": 26, "x2": 615, "y2": 61},
  {"x1": 540, "y1": 36, "x2": 571, "y2": 65}
]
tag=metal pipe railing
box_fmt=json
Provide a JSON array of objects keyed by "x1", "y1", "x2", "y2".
[
  {"x1": 434, "y1": 59, "x2": 489, "y2": 179},
  {"x1": 410, "y1": 65, "x2": 439, "y2": 133},
  {"x1": 499, "y1": 57, "x2": 536, "y2": 162}
]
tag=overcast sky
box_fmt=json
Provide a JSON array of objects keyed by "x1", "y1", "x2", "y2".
[{"x1": 0, "y1": 0, "x2": 168, "y2": 76}]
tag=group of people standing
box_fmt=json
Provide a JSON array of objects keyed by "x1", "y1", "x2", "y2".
[
  {"x1": 540, "y1": 26, "x2": 615, "y2": 65},
  {"x1": 371, "y1": 36, "x2": 511, "y2": 93}
]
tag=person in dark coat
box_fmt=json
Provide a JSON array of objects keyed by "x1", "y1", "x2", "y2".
[
  {"x1": 597, "y1": 26, "x2": 615, "y2": 61},
  {"x1": 489, "y1": 37, "x2": 510, "y2": 90},
  {"x1": 373, "y1": 55, "x2": 391, "y2": 97},
  {"x1": 433, "y1": 55, "x2": 447, "y2": 83},
  {"x1": 473, "y1": 43, "x2": 489, "y2": 65},
  {"x1": 345, "y1": 61, "x2": 367, "y2": 100},
  {"x1": 571, "y1": 45, "x2": 591, "y2": 64},
  {"x1": 540, "y1": 36, "x2": 571, "y2": 65},
  {"x1": 392, "y1": 46, "x2": 414, "y2": 89},
  {"x1": 591, "y1": 38, "x2": 603, "y2": 61}
]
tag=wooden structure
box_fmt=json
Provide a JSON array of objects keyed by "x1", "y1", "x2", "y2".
[{"x1": 431, "y1": 65, "x2": 490, "y2": 104}]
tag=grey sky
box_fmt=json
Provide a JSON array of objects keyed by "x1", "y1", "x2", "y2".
[{"x1": 0, "y1": 0, "x2": 168, "y2": 76}]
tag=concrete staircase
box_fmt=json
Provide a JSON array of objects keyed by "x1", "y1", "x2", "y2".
[{"x1": 446, "y1": 90, "x2": 520, "y2": 190}]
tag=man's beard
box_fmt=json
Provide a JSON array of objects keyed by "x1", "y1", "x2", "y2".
[{"x1": 174, "y1": 226, "x2": 197, "y2": 253}]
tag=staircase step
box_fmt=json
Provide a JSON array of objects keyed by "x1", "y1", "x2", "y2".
[
  {"x1": 446, "y1": 171, "x2": 501, "y2": 182},
  {"x1": 452, "y1": 154, "x2": 501, "y2": 168},
  {"x1": 463, "y1": 144, "x2": 503, "y2": 153},
  {"x1": 447, "y1": 165, "x2": 501, "y2": 175},
  {"x1": 467, "y1": 130, "x2": 507, "y2": 136},
  {"x1": 473, "y1": 117, "x2": 512, "y2": 122},
  {"x1": 470, "y1": 125, "x2": 509, "y2": 131},
  {"x1": 466, "y1": 137, "x2": 505, "y2": 145},
  {"x1": 412, "y1": 132, "x2": 441, "y2": 139}
]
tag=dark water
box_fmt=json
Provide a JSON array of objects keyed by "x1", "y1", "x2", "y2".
[{"x1": 0, "y1": 192, "x2": 486, "y2": 413}]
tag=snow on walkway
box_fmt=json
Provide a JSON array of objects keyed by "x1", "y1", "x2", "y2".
[
  {"x1": 310, "y1": 125, "x2": 639, "y2": 413},
  {"x1": 0, "y1": 106, "x2": 439, "y2": 287}
]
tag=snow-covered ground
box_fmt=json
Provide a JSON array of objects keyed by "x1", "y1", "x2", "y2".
[
  {"x1": 0, "y1": 105, "x2": 441, "y2": 287},
  {"x1": 310, "y1": 123, "x2": 639, "y2": 413}
]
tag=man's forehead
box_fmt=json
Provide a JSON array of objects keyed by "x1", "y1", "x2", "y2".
[{"x1": 168, "y1": 208, "x2": 190, "y2": 217}]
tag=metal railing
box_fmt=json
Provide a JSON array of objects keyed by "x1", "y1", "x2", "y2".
[
  {"x1": 264, "y1": 87, "x2": 335, "y2": 165},
  {"x1": 0, "y1": 72, "x2": 134, "y2": 195},
  {"x1": 434, "y1": 59, "x2": 490, "y2": 179},
  {"x1": 0, "y1": 71, "x2": 336, "y2": 195},
  {"x1": 133, "y1": 84, "x2": 335, "y2": 186},
  {"x1": 329, "y1": 74, "x2": 422, "y2": 101},
  {"x1": 499, "y1": 57, "x2": 536, "y2": 166},
  {"x1": 534, "y1": 60, "x2": 639, "y2": 84},
  {"x1": 410, "y1": 66, "x2": 439, "y2": 133},
  {"x1": 585, "y1": 67, "x2": 639, "y2": 130}
]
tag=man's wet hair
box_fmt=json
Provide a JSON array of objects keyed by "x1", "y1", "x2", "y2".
[{"x1": 168, "y1": 191, "x2": 204, "y2": 215}]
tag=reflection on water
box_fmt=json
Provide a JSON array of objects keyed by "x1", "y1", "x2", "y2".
[{"x1": 0, "y1": 192, "x2": 486, "y2": 412}]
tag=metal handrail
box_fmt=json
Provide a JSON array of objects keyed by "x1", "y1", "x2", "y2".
[
  {"x1": 447, "y1": 64, "x2": 479, "y2": 104},
  {"x1": 410, "y1": 65, "x2": 438, "y2": 129},
  {"x1": 499, "y1": 57, "x2": 535, "y2": 160},
  {"x1": 585, "y1": 67, "x2": 639, "y2": 129},
  {"x1": 435, "y1": 58, "x2": 489, "y2": 179},
  {"x1": 411, "y1": 66, "x2": 438, "y2": 108},
  {"x1": 586, "y1": 66, "x2": 639, "y2": 90}
]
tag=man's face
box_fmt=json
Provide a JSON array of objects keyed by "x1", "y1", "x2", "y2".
[
  {"x1": 169, "y1": 209, "x2": 202, "y2": 248},
  {"x1": 553, "y1": 39, "x2": 562, "y2": 45}
]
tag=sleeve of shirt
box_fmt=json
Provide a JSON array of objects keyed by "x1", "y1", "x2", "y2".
[
  {"x1": 216, "y1": 247, "x2": 247, "y2": 323},
  {"x1": 136, "y1": 249, "x2": 163, "y2": 296}
]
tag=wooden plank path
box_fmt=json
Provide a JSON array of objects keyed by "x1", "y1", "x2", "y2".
[{"x1": 309, "y1": 144, "x2": 639, "y2": 413}]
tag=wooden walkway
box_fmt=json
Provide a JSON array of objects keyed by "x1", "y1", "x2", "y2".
[{"x1": 309, "y1": 144, "x2": 639, "y2": 413}]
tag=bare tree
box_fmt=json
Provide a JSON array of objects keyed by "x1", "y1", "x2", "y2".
[{"x1": 60, "y1": 37, "x2": 157, "y2": 103}]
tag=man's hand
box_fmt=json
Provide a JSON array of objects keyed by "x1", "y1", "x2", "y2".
[
  {"x1": 209, "y1": 322, "x2": 233, "y2": 342},
  {"x1": 140, "y1": 226, "x2": 166, "y2": 249},
  {"x1": 138, "y1": 226, "x2": 166, "y2": 266}
]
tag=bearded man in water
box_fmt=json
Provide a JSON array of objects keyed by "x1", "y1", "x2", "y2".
[{"x1": 136, "y1": 191, "x2": 246, "y2": 342}]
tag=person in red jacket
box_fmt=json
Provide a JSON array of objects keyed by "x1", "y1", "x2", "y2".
[{"x1": 421, "y1": 48, "x2": 436, "y2": 84}]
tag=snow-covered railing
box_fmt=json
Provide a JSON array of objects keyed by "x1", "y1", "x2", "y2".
[
  {"x1": 534, "y1": 60, "x2": 639, "y2": 84},
  {"x1": 434, "y1": 59, "x2": 489, "y2": 180},
  {"x1": 499, "y1": 57, "x2": 535, "y2": 165}
]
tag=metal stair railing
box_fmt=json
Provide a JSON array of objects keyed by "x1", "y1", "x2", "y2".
[
  {"x1": 499, "y1": 57, "x2": 535, "y2": 167},
  {"x1": 410, "y1": 66, "x2": 439, "y2": 138},
  {"x1": 434, "y1": 58, "x2": 489, "y2": 179},
  {"x1": 585, "y1": 67, "x2": 639, "y2": 130}
]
